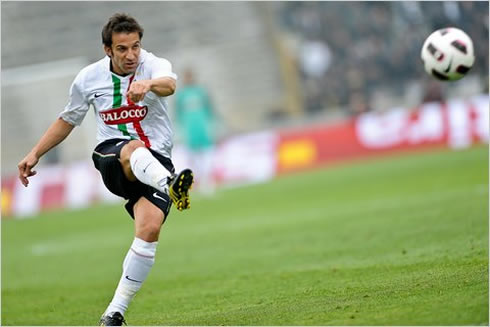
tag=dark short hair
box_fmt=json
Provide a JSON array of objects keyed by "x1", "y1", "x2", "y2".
[{"x1": 102, "y1": 13, "x2": 144, "y2": 47}]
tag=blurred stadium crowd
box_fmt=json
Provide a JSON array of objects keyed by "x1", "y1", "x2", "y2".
[{"x1": 277, "y1": 1, "x2": 489, "y2": 115}]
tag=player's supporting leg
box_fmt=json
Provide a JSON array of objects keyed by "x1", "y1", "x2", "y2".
[
  {"x1": 100, "y1": 197, "x2": 164, "y2": 325},
  {"x1": 121, "y1": 140, "x2": 172, "y2": 192}
]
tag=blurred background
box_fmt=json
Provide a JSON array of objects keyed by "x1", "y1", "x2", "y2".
[
  {"x1": 1, "y1": 1, "x2": 489, "y2": 217},
  {"x1": 1, "y1": 3, "x2": 489, "y2": 325}
]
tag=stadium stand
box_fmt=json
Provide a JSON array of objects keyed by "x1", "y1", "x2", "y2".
[
  {"x1": 1, "y1": 2, "x2": 488, "y2": 177},
  {"x1": 276, "y1": 1, "x2": 489, "y2": 115}
]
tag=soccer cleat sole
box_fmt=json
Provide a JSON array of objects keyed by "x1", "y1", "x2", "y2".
[{"x1": 169, "y1": 169, "x2": 194, "y2": 211}]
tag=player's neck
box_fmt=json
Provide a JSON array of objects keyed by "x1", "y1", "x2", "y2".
[{"x1": 110, "y1": 60, "x2": 133, "y2": 77}]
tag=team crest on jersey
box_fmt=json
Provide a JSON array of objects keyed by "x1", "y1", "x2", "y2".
[{"x1": 99, "y1": 104, "x2": 148, "y2": 125}]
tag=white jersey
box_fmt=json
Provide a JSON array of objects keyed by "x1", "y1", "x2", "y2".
[{"x1": 59, "y1": 49, "x2": 177, "y2": 158}]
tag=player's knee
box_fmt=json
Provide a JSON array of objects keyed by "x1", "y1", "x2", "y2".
[
  {"x1": 119, "y1": 140, "x2": 146, "y2": 181},
  {"x1": 137, "y1": 219, "x2": 163, "y2": 241},
  {"x1": 120, "y1": 140, "x2": 145, "y2": 163},
  {"x1": 136, "y1": 208, "x2": 165, "y2": 242}
]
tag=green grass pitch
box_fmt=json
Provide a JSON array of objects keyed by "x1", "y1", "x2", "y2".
[{"x1": 2, "y1": 146, "x2": 488, "y2": 325}]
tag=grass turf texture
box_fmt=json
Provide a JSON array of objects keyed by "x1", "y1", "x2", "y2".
[{"x1": 2, "y1": 146, "x2": 488, "y2": 325}]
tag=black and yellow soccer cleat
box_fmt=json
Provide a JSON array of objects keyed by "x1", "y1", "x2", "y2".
[
  {"x1": 169, "y1": 168, "x2": 194, "y2": 211},
  {"x1": 99, "y1": 312, "x2": 126, "y2": 326}
]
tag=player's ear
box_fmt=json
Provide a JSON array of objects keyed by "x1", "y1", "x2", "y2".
[{"x1": 104, "y1": 45, "x2": 112, "y2": 58}]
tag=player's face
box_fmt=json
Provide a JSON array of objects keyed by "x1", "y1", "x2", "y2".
[{"x1": 105, "y1": 32, "x2": 141, "y2": 75}]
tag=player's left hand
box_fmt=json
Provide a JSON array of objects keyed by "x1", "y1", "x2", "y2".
[{"x1": 128, "y1": 80, "x2": 152, "y2": 103}]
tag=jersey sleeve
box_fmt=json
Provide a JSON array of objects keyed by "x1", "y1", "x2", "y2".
[
  {"x1": 59, "y1": 71, "x2": 90, "y2": 126},
  {"x1": 149, "y1": 57, "x2": 178, "y2": 80}
]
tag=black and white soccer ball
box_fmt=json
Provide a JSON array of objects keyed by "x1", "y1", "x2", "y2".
[{"x1": 420, "y1": 27, "x2": 475, "y2": 81}]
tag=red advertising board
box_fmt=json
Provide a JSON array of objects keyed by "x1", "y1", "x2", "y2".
[{"x1": 277, "y1": 95, "x2": 488, "y2": 173}]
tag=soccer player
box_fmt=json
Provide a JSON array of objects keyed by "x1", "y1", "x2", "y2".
[
  {"x1": 175, "y1": 68, "x2": 217, "y2": 195},
  {"x1": 17, "y1": 13, "x2": 193, "y2": 326}
]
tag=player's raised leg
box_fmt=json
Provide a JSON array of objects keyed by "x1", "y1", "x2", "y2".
[
  {"x1": 100, "y1": 197, "x2": 165, "y2": 326},
  {"x1": 120, "y1": 140, "x2": 194, "y2": 210},
  {"x1": 120, "y1": 140, "x2": 172, "y2": 191}
]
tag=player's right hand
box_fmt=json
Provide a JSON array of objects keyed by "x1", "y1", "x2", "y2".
[{"x1": 18, "y1": 153, "x2": 39, "y2": 187}]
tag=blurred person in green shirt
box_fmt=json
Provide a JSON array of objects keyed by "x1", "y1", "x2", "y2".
[{"x1": 175, "y1": 68, "x2": 217, "y2": 195}]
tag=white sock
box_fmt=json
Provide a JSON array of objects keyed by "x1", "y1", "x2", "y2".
[
  {"x1": 104, "y1": 237, "x2": 158, "y2": 316},
  {"x1": 130, "y1": 147, "x2": 172, "y2": 192}
]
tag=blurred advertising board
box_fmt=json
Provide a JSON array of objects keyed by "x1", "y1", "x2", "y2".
[
  {"x1": 277, "y1": 94, "x2": 488, "y2": 173},
  {"x1": 2, "y1": 95, "x2": 487, "y2": 218}
]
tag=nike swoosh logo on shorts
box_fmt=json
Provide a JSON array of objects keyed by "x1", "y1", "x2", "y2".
[
  {"x1": 153, "y1": 192, "x2": 167, "y2": 202},
  {"x1": 94, "y1": 93, "x2": 106, "y2": 98},
  {"x1": 116, "y1": 140, "x2": 125, "y2": 146},
  {"x1": 125, "y1": 275, "x2": 143, "y2": 283}
]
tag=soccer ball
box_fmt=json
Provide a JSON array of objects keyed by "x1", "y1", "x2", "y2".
[{"x1": 420, "y1": 27, "x2": 475, "y2": 81}]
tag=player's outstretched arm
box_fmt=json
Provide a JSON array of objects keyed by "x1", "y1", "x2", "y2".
[
  {"x1": 148, "y1": 77, "x2": 176, "y2": 97},
  {"x1": 18, "y1": 118, "x2": 75, "y2": 187},
  {"x1": 127, "y1": 77, "x2": 176, "y2": 102}
]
